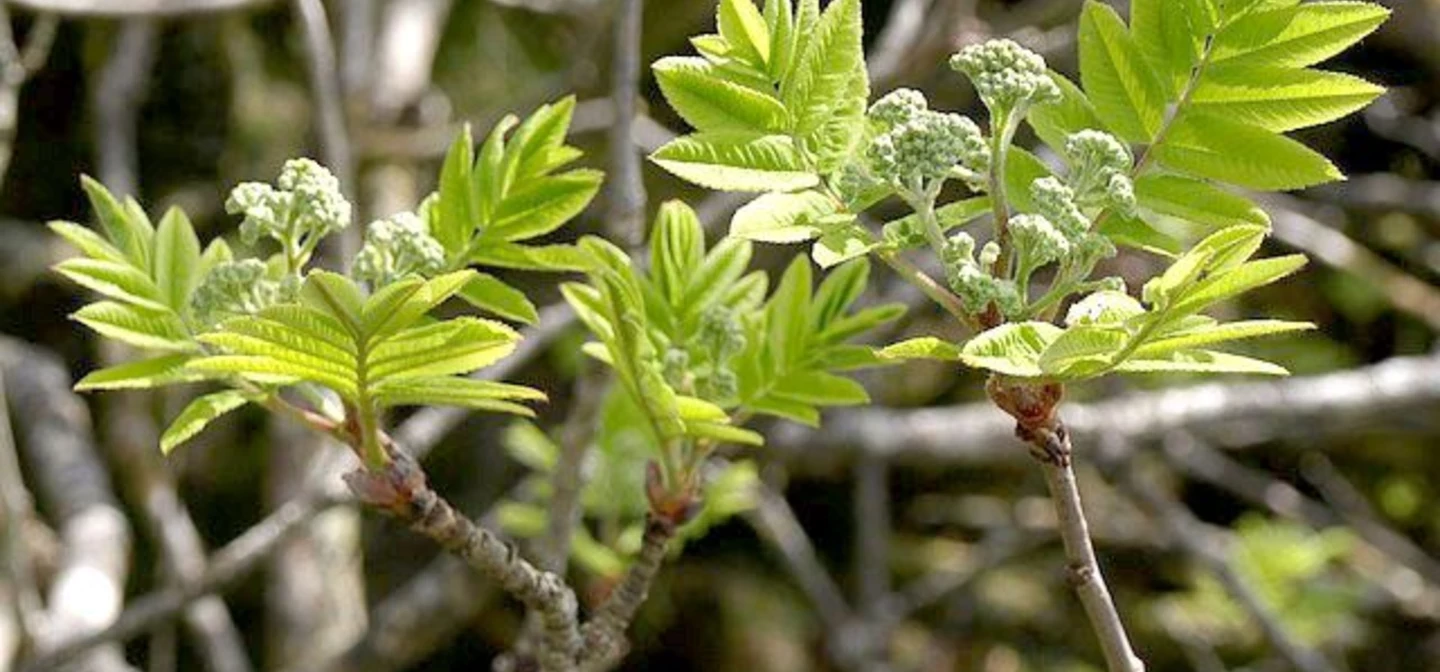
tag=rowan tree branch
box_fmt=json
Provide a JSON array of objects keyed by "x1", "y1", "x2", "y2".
[
  {"x1": 576, "y1": 514, "x2": 674, "y2": 672},
  {"x1": 345, "y1": 447, "x2": 582, "y2": 672},
  {"x1": 1023, "y1": 423, "x2": 1144, "y2": 672}
]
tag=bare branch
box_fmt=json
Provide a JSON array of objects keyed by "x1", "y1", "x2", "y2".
[
  {"x1": 7, "y1": 0, "x2": 276, "y2": 17},
  {"x1": 605, "y1": 0, "x2": 645, "y2": 245},
  {"x1": 1023, "y1": 425, "x2": 1143, "y2": 672},
  {"x1": 19, "y1": 489, "x2": 342, "y2": 672},
  {"x1": 0, "y1": 5, "x2": 59, "y2": 188},
  {"x1": 0, "y1": 338, "x2": 131, "y2": 670},
  {"x1": 365, "y1": 0, "x2": 452, "y2": 125},
  {"x1": 768, "y1": 353, "x2": 1440, "y2": 470},
  {"x1": 291, "y1": 0, "x2": 357, "y2": 258},
  {"x1": 0, "y1": 371, "x2": 45, "y2": 648}
]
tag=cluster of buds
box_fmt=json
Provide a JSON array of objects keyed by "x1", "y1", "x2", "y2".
[
  {"x1": 190, "y1": 259, "x2": 292, "y2": 327},
  {"x1": 1063, "y1": 130, "x2": 1137, "y2": 216},
  {"x1": 941, "y1": 232, "x2": 1022, "y2": 317},
  {"x1": 694, "y1": 306, "x2": 747, "y2": 402},
  {"x1": 864, "y1": 89, "x2": 989, "y2": 190},
  {"x1": 949, "y1": 39, "x2": 1061, "y2": 116},
  {"x1": 1031, "y1": 177, "x2": 1116, "y2": 266},
  {"x1": 352, "y1": 212, "x2": 447, "y2": 286},
  {"x1": 226, "y1": 159, "x2": 351, "y2": 261}
]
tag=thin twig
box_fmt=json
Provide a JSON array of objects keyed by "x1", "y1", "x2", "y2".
[
  {"x1": 1022, "y1": 423, "x2": 1143, "y2": 672},
  {"x1": 292, "y1": 0, "x2": 357, "y2": 258},
  {"x1": 0, "y1": 4, "x2": 58, "y2": 188},
  {"x1": 576, "y1": 514, "x2": 674, "y2": 672},
  {"x1": 605, "y1": 0, "x2": 645, "y2": 245}
]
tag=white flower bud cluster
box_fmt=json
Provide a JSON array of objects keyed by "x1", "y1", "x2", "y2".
[
  {"x1": 226, "y1": 159, "x2": 351, "y2": 249},
  {"x1": 865, "y1": 89, "x2": 989, "y2": 188},
  {"x1": 352, "y1": 212, "x2": 447, "y2": 286},
  {"x1": 1064, "y1": 130, "x2": 1137, "y2": 217},
  {"x1": 942, "y1": 232, "x2": 1022, "y2": 317},
  {"x1": 190, "y1": 259, "x2": 290, "y2": 327},
  {"x1": 949, "y1": 39, "x2": 1062, "y2": 113},
  {"x1": 1010, "y1": 214, "x2": 1069, "y2": 268},
  {"x1": 1026, "y1": 177, "x2": 1116, "y2": 271}
]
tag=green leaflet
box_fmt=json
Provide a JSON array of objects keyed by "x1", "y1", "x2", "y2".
[
  {"x1": 1028, "y1": 71, "x2": 1107, "y2": 151},
  {"x1": 811, "y1": 226, "x2": 878, "y2": 269},
  {"x1": 654, "y1": 57, "x2": 790, "y2": 132},
  {"x1": 161, "y1": 390, "x2": 250, "y2": 454},
  {"x1": 651, "y1": 131, "x2": 819, "y2": 192},
  {"x1": 1134, "y1": 174, "x2": 1271, "y2": 230},
  {"x1": 1131, "y1": 0, "x2": 1205, "y2": 97},
  {"x1": 1099, "y1": 216, "x2": 1182, "y2": 258},
  {"x1": 730, "y1": 190, "x2": 837, "y2": 243},
  {"x1": 781, "y1": 0, "x2": 866, "y2": 172},
  {"x1": 1190, "y1": 66, "x2": 1383, "y2": 132},
  {"x1": 1209, "y1": 2, "x2": 1390, "y2": 70},
  {"x1": 72, "y1": 301, "x2": 194, "y2": 352},
  {"x1": 486, "y1": 169, "x2": 604, "y2": 242},
  {"x1": 153, "y1": 208, "x2": 202, "y2": 315},
  {"x1": 76, "y1": 354, "x2": 210, "y2": 391},
  {"x1": 457, "y1": 273, "x2": 539, "y2": 324},
  {"x1": 878, "y1": 337, "x2": 963, "y2": 362},
  {"x1": 55, "y1": 258, "x2": 169, "y2": 312},
  {"x1": 1079, "y1": 0, "x2": 1168, "y2": 142},
  {"x1": 80, "y1": 175, "x2": 153, "y2": 270},
  {"x1": 1132, "y1": 319, "x2": 1315, "y2": 357},
  {"x1": 717, "y1": 0, "x2": 771, "y2": 70},
  {"x1": 960, "y1": 322, "x2": 1063, "y2": 378},
  {"x1": 1155, "y1": 112, "x2": 1342, "y2": 190},
  {"x1": 49, "y1": 220, "x2": 128, "y2": 265},
  {"x1": 1114, "y1": 350, "x2": 1290, "y2": 375},
  {"x1": 1038, "y1": 325, "x2": 1128, "y2": 378},
  {"x1": 431, "y1": 98, "x2": 600, "y2": 269}
]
